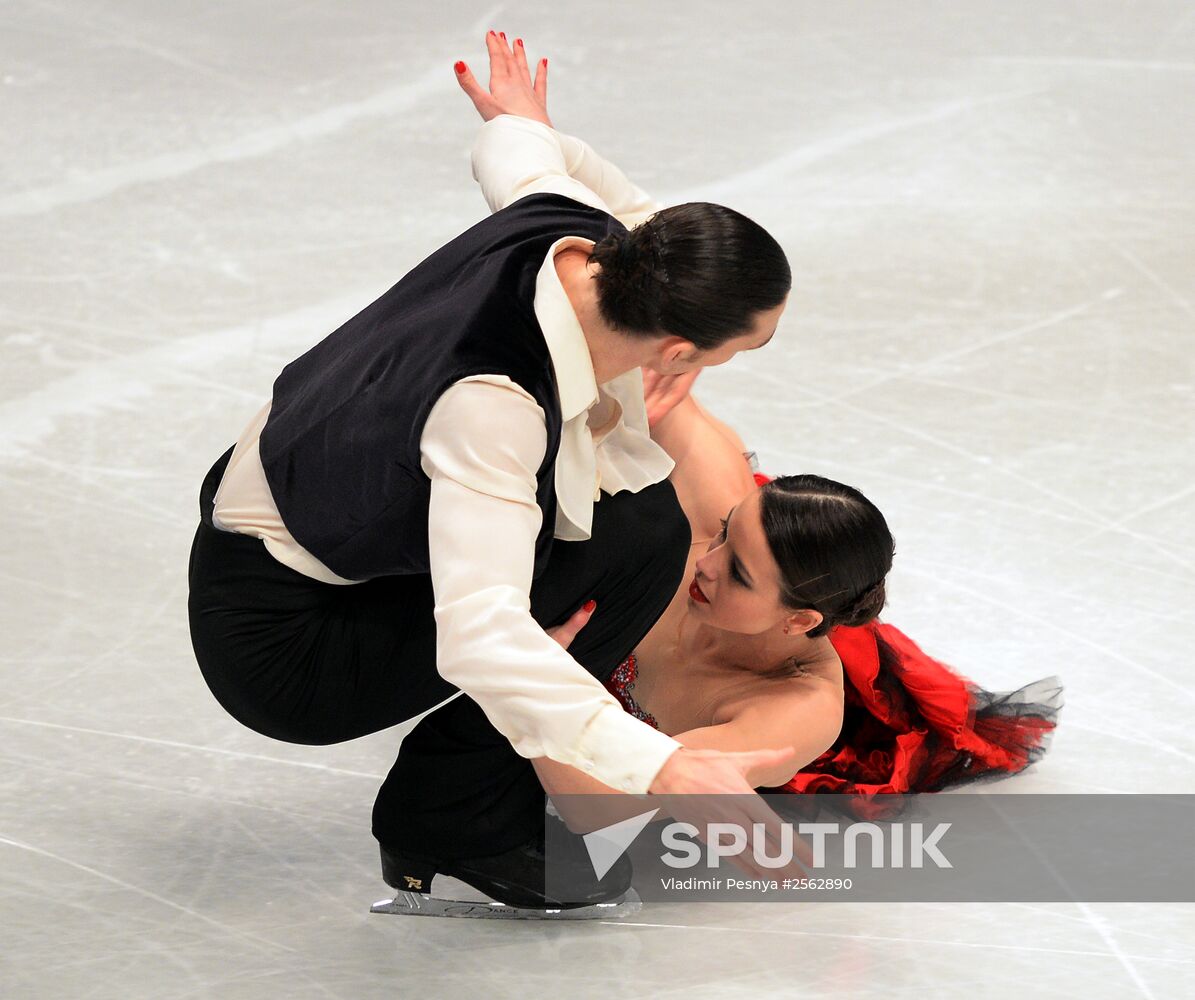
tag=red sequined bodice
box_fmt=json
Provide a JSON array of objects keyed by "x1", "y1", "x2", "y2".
[{"x1": 604, "y1": 653, "x2": 659, "y2": 730}]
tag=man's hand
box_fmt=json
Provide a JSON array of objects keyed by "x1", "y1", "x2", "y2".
[{"x1": 455, "y1": 30, "x2": 552, "y2": 128}]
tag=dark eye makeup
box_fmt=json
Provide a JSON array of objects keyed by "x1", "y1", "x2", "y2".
[{"x1": 718, "y1": 516, "x2": 749, "y2": 588}]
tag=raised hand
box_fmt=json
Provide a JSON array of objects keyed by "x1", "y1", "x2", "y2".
[{"x1": 455, "y1": 31, "x2": 552, "y2": 127}]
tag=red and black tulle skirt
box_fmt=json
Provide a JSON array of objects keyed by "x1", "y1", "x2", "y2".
[{"x1": 772, "y1": 619, "x2": 1064, "y2": 819}]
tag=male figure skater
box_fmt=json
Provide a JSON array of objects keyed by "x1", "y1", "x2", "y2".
[{"x1": 188, "y1": 32, "x2": 794, "y2": 913}]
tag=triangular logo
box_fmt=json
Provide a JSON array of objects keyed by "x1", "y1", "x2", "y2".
[{"x1": 582, "y1": 808, "x2": 660, "y2": 879}]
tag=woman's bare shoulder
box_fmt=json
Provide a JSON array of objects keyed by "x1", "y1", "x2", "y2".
[{"x1": 712, "y1": 645, "x2": 844, "y2": 728}]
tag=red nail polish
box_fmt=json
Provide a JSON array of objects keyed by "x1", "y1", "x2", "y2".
[
  {"x1": 517, "y1": 38, "x2": 524, "y2": 48},
  {"x1": 454, "y1": 61, "x2": 466, "y2": 74},
  {"x1": 583, "y1": 599, "x2": 597, "y2": 613},
  {"x1": 542, "y1": 58, "x2": 548, "y2": 68},
  {"x1": 499, "y1": 31, "x2": 506, "y2": 40}
]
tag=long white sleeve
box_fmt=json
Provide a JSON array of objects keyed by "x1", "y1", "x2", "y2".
[
  {"x1": 553, "y1": 127, "x2": 665, "y2": 228},
  {"x1": 421, "y1": 376, "x2": 682, "y2": 794},
  {"x1": 470, "y1": 115, "x2": 664, "y2": 228}
]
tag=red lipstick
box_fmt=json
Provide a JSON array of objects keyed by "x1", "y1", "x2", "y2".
[{"x1": 689, "y1": 578, "x2": 710, "y2": 604}]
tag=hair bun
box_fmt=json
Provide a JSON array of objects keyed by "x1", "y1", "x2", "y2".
[
  {"x1": 837, "y1": 579, "x2": 887, "y2": 628},
  {"x1": 589, "y1": 228, "x2": 665, "y2": 327},
  {"x1": 614, "y1": 233, "x2": 646, "y2": 275}
]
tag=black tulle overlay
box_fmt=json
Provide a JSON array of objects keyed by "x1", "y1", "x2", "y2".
[{"x1": 777, "y1": 621, "x2": 1064, "y2": 820}]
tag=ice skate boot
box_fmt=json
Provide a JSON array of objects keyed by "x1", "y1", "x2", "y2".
[{"x1": 370, "y1": 816, "x2": 641, "y2": 920}]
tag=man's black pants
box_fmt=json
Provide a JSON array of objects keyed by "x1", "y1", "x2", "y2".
[{"x1": 187, "y1": 447, "x2": 690, "y2": 858}]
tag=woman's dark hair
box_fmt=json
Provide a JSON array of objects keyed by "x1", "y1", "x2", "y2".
[
  {"x1": 587, "y1": 202, "x2": 791, "y2": 349},
  {"x1": 759, "y1": 475, "x2": 895, "y2": 638}
]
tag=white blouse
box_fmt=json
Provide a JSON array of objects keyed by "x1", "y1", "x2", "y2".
[{"x1": 212, "y1": 115, "x2": 681, "y2": 794}]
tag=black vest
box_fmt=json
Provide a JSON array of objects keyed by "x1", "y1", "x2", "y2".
[{"x1": 258, "y1": 193, "x2": 624, "y2": 581}]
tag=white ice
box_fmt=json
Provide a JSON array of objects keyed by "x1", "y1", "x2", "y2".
[{"x1": 2, "y1": 1, "x2": 1193, "y2": 997}]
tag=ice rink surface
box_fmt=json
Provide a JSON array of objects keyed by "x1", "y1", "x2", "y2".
[{"x1": 2, "y1": 1, "x2": 1193, "y2": 996}]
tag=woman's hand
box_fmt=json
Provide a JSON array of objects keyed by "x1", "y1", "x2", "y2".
[
  {"x1": 455, "y1": 31, "x2": 552, "y2": 128},
  {"x1": 545, "y1": 599, "x2": 596, "y2": 650},
  {"x1": 641, "y1": 368, "x2": 701, "y2": 429},
  {"x1": 649, "y1": 747, "x2": 815, "y2": 879}
]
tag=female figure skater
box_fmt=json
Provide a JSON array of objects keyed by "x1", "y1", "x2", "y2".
[{"x1": 534, "y1": 371, "x2": 1063, "y2": 820}]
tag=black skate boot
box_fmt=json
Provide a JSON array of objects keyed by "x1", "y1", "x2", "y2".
[{"x1": 371, "y1": 814, "x2": 641, "y2": 920}]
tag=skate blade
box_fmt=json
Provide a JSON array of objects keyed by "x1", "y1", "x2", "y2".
[{"x1": 370, "y1": 888, "x2": 642, "y2": 920}]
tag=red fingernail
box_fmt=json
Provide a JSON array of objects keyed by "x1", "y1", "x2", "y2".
[
  {"x1": 583, "y1": 599, "x2": 597, "y2": 613},
  {"x1": 543, "y1": 58, "x2": 548, "y2": 68},
  {"x1": 500, "y1": 31, "x2": 506, "y2": 40},
  {"x1": 454, "y1": 61, "x2": 466, "y2": 74},
  {"x1": 517, "y1": 38, "x2": 524, "y2": 48}
]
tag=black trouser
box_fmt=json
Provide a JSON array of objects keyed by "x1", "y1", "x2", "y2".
[{"x1": 187, "y1": 447, "x2": 690, "y2": 858}]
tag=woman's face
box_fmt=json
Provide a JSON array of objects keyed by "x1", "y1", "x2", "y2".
[{"x1": 688, "y1": 487, "x2": 812, "y2": 635}]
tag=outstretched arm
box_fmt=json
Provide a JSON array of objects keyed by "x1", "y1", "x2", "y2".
[
  {"x1": 641, "y1": 371, "x2": 758, "y2": 543},
  {"x1": 532, "y1": 664, "x2": 842, "y2": 831},
  {"x1": 550, "y1": 127, "x2": 664, "y2": 228},
  {"x1": 458, "y1": 34, "x2": 663, "y2": 226}
]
